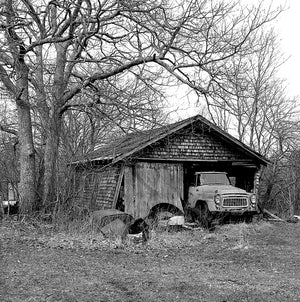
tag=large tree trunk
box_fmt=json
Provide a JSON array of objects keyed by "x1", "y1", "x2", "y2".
[
  {"x1": 16, "y1": 60, "x2": 36, "y2": 214},
  {"x1": 42, "y1": 113, "x2": 62, "y2": 212},
  {"x1": 17, "y1": 105, "x2": 36, "y2": 214},
  {"x1": 41, "y1": 42, "x2": 68, "y2": 213}
]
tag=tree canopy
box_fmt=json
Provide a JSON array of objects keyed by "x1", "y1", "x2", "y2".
[{"x1": 0, "y1": 0, "x2": 285, "y2": 214}]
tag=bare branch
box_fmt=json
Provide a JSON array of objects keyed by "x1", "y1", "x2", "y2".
[
  {"x1": 0, "y1": 124, "x2": 18, "y2": 136},
  {"x1": 63, "y1": 54, "x2": 158, "y2": 103}
]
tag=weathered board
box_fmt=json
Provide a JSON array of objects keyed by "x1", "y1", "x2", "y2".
[
  {"x1": 74, "y1": 165, "x2": 122, "y2": 210},
  {"x1": 124, "y1": 162, "x2": 184, "y2": 218},
  {"x1": 139, "y1": 126, "x2": 247, "y2": 161}
]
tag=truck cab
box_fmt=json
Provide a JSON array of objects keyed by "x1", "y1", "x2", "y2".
[{"x1": 187, "y1": 171, "x2": 258, "y2": 227}]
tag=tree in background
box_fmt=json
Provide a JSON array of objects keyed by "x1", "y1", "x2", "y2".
[
  {"x1": 0, "y1": 0, "x2": 282, "y2": 214},
  {"x1": 0, "y1": 98, "x2": 19, "y2": 206},
  {"x1": 199, "y1": 27, "x2": 300, "y2": 216},
  {"x1": 203, "y1": 29, "x2": 298, "y2": 156}
]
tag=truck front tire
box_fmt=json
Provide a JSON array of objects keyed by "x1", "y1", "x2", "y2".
[{"x1": 198, "y1": 202, "x2": 212, "y2": 229}]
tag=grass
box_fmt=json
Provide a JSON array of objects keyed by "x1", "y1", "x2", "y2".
[{"x1": 1, "y1": 217, "x2": 300, "y2": 301}]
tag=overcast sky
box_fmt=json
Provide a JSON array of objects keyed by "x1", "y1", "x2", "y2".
[
  {"x1": 261, "y1": 0, "x2": 300, "y2": 97},
  {"x1": 169, "y1": 0, "x2": 300, "y2": 120}
]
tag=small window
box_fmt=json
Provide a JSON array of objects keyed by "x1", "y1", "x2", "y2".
[
  {"x1": 8, "y1": 182, "x2": 17, "y2": 200},
  {"x1": 229, "y1": 176, "x2": 236, "y2": 186}
]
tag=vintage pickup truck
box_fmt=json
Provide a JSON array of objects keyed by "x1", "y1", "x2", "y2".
[{"x1": 187, "y1": 171, "x2": 258, "y2": 227}]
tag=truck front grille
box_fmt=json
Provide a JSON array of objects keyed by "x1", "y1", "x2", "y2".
[{"x1": 223, "y1": 197, "x2": 248, "y2": 207}]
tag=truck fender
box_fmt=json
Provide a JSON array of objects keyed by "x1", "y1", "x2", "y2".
[{"x1": 195, "y1": 200, "x2": 215, "y2": 212}]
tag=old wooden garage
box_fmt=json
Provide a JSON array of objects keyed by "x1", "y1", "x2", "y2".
[{"x1": 72, "y1": 115, "x2": 269, "y2": 218}]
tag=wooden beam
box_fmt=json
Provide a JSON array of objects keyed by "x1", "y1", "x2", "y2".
[
  {"x1": 263, "y1": 209, "x2": 285, "y2": 222},
  {"x1": 136, "y1": 157, "x2": 256, "y2": 164},
  {"x1": 112, "y1": 164, "x2": 125, "y2": 209}
]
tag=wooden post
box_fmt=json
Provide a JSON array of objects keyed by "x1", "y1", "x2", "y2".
[{"x1": 112, "y1": 165, "x2": 125, "y2": 209}]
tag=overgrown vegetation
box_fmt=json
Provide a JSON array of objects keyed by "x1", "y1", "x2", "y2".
[
  {"x1": 1, "y1": 218, "x2": 300, "y2": 301},
  {"x1": 259, "y1": 151, "x2": 300, "y2": 218}
]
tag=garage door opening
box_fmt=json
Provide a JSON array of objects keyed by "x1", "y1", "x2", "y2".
[{"x1": 183, "y1": 161, "x2": 257, "y2": 206}]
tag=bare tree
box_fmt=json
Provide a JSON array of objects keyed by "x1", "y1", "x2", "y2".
[
  {"x1": 0, "y1": 0, "x2": 282, "y2": 214},
  {"x1": 205, "y1": 29, "x2": 298, "y2": 156},
  {"x1": 0, "y1": 99, "x2": 19, "y2": 208}
]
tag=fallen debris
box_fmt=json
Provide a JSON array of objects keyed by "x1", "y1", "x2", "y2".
[
  {"x1": 168, "y1": 215, "x2": 185, "y2": 226},
  {"x1": 262, "y1": 209, "x2": 285, "y2": 222},
  {"x1": 262, "y1": 209, "x2": 299, "y2": 223}
]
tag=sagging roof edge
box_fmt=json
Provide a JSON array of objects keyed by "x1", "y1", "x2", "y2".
[{"x1": 71, "y1": 115, "x2": 270, "y2": 166}]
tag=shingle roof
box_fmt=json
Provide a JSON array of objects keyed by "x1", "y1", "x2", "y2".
[{"x1": 73, "y1": 114, "x2": 269, "y2": 165}]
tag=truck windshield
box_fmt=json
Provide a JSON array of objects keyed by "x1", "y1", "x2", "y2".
[{"x1": 200, "y1": 173, "x2": 230, "y2": 185}]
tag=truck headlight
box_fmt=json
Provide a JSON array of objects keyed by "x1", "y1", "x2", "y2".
[
  {"x1": 214, "y1": 194, "x2": 221, "y2": 204},
  {"x1": 250, "y1": 194, "x2": 256, "y2": 204}
]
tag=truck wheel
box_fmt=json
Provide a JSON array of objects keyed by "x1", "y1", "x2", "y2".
[
  {"x1": 199, "y1": 203, "x2": 212, "y2": 229},
  {"x1": 244, "y1": 214, "x2": 253, "y2": 223},
  {"x1": 147, "y1": 208, "x2": 176, "y2": 229}
]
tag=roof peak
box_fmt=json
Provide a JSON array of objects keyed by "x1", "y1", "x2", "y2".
[{"x1": 73, "y1": 114, "x2": 269, "y2": 166}]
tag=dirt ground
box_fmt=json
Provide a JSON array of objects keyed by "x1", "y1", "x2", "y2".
[{"x1": 1, "y1": 218, "x2": 300, "y2": 302}]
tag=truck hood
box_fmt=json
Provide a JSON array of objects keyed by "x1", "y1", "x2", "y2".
[{"x1": 202, "y1": 185, "x2": 249, "y2": 195}]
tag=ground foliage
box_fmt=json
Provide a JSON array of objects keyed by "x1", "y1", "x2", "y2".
[{"x1": 1, "y1": 218, "x2": 300, "y2": 302}]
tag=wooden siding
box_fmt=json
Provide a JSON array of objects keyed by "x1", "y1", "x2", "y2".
[
  {"x1": 138, "y1": 126, "x2": 248, "y2": 161},
  {"x1": 124, "y1": 162, "x2": 184, "y2": 218},
  {"x1": 0, "y1": 181, "x2": 18, "y2": 201},
  {"x1": 0, "y1": 181, "x2": 8, "y2": 201},
  {"x1": 74, "y1": 165, "x2": 122, "y2": 211}
]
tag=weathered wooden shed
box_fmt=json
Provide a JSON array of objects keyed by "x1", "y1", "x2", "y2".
[{"x1": 72, "y1": 115, "x2": 269, "y2": 218}]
